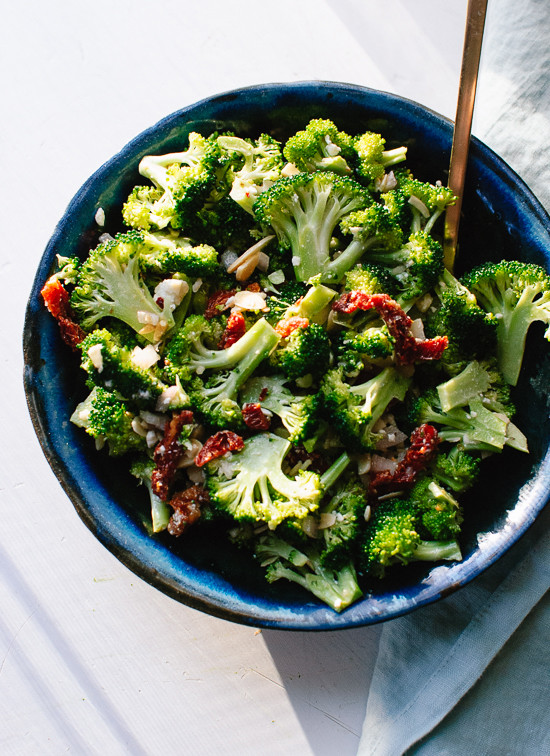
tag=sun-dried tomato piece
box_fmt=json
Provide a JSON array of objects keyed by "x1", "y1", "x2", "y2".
[
  {"x1": 242, "y1": 402, "x2": 271, "y2": 431},
  {"x1": 332, "y1": 291, "x2": 448, "y2": 365},
  {"x1": 41, "y1": 278, "x2": 70, "y2": 319},
  {"x1": 41, "y1": 278, "x2": 86, "y2": 351},
  {"x1": 369, "y1": 423, "x2": 440, "y2": 500},
  {"x1": 275, "y1": 316, "x2": 309, "y2": 339},
  {"x1": 167, "y1": 485, "x2": 209, "y2": 537},
  {"x1": 218, "y1": 310, "x2": 246, "y2": 348},
  {"x1": 152, "y1": 410, "x2": 195, "y2": 500},
  {"x1": 58, "y1": 317, "x2": 86, "y2": 351},
  {"x1": 204, "y1": 289, "x2": 236, "y2": 320},
  {"x1": 194, "y1": 430, "x2": 245, "y2": 468}
]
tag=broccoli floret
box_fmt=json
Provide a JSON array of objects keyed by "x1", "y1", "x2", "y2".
[
  {"x1": 426, "y1": 269, "x2": 498, "y2": 375},
  {"x1": 265, "y1": 281, "x2": 310, "y2": 324},
  {"x1": 79, "y1": 328, "x2": 168, "y2": 408},
  {"x1": 270, "y1": 321, "x2": 332, "y2": 380},
  {"x1": 240, "y1": 374, "x2": 321, "y2": 445},
  {"x1": 332, "y1": 204, "x2": 404, "y2": 284},
  {"x1": 264, "y1": 543, "x2": 363, "y2": 613},
  {"x1": 362, "y1": 230, "x2": 444, "y2": 301},
  {"x1": 461, "y1": 260, "x2": 550, "y2": 386},
  {"x1": 185, "y1": 194, "x2": 256, "y2": 252},
  {"x1": 344, "y1": 262, "x2": 398, "y2": 296},
  {"x1": 70, "y1": 230, "x2": 175, "y2": 341},
  {"x1": 318, "y1": 475, "x2": 368, "y2": 571},
  {"x1": 266, "y1": 282, "x2": 336, "y2": 326},
  {"x1": 138, "y1": 231, "x2": 219, "y2": 279},
  {"x1": 395, "y1": 169, "x2": 456, "y2": 234},
  {"x1": 130, "y1": 456, "x2": 171, "y2": 533},
  {"x1": 205, "y1": 432, "x2": 323, "y2": 529},
  {"x1": 218, "y1": 133, "x2": 284, "y2": 214},
  {"x1": 353, "y1": 131, "x2": 407, "y2": 184},
  {"x1": 163, "y1": 314, "x2": 217, "y2": 382},
  {"x1": 408, "y1": 387, "x2": 527, "y2": 453},
  {"x1": 70, "y1": 386, "x2": 147, "y2": 456},
  {"x1": 283, "y1": 118, "x2": 355, "y2": 176},
  {"x1": 409, "y1": 477, "x2": 463, "y2": 540},
  {"x1": 321, "y1": 366, "x2": 411, "y2": 450},
  {"x1": 187, "y1": 318, "x2": 280, "y2": 428},
  {"x1": 336, "y1": 325, "x2": 395, "y2": 373},
  {"x1": 430, "y1": 446, "x2": 481, "y2": 493},
  {"x1": 123, "y1": 132, "x2": 224, "y2": 231},
  {"x1": 253, "y1": 172, "x2": 371, "y2": 283},
  {"x1": 361, "y1": 496, "x2": 461, "y2": 578}
]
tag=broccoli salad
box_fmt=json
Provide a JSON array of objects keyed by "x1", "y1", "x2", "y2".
[{"x1": 41, "y1": 118, "x2": 550, "y2": 612}]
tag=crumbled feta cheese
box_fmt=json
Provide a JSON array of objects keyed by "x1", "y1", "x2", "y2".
[
  {"x1": 154, "y1": 279, "x2": 189, "y2": 312},
  {"x1": 87, "y1": 344, "x2": 103, "y2": 373},
  {"x1": 130, "y1": 344, "x2": 160, "y2": 370}
]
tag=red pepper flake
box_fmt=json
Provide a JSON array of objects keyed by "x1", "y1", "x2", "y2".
[
  {"x1": 242, "y1": 402, "x2": 271, "y2": 431},
  {"x1": 41, "y1": 278, "x2": 86, "y2": 351},
  {"x1": 194, "y1": 430, "x2": 244, "y2": 467},
  {"x1": 152, "y1": 410, "x2": 195, "y2": 500},
  {"x1": 369, "y1": 423, "x2": 440, "y2": 500},
  {"x1": 167, "y1": 485, "x2": 209, "y2": 537},
  {"x1": 332, "y1": 291, "x2": 447, "y2": 365},
  {"x1": 218, "y1": 310, "x2": 246, "y2": 348},
  {"x1": 204, "y1": 289, "x2": 236, "y2": 319},
  {"x1": 275, "y1": 316, "x2": 309, "y2": 339}
]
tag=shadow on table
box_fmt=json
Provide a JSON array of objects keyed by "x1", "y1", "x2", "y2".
[
  {"x1": 262, "y1": 624, "x2": 382, "y2": 755},
  {"x1": 0, "y1": 544, "x2": 148, "y2": 756}
]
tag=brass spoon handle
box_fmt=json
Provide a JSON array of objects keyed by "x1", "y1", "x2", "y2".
[{"x1": 444, "y1": 0, "x2": 488, "y2": 272}]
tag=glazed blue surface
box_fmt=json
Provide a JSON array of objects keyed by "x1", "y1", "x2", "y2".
[{"x1": 23, "y1": 82, "x2": 550, "y2": 630}]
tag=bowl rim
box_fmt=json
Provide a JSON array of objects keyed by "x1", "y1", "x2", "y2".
[{"x1": 23, "y1": 80, "x2": 550, "y2": 630}]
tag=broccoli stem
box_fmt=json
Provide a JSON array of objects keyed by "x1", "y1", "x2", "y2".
[
  {"x1": 193, "y1": 318, "x2": 279, "y2": 371},
  {"x1": 413, "y1": 540, "x2": 462, "y2": 562},
  {"x1": 320, "y1": 452, "x2": 352, "y2": 491}
]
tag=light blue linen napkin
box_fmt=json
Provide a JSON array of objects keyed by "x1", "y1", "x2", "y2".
[{"x1": 359, "y1": 2, "x2": 550, "y2": 753}]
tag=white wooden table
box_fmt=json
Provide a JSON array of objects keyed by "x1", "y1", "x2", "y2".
[{"x1": 7, "y1": 1, "x2": 543, "y2": 753}]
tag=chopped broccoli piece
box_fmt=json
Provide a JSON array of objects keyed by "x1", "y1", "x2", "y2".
[
  {"x1": 318, "y1": 475, "x2": 368, "y2": 571},
  {"x1": 188, "y1": 318, "x2": 280, "y2": 428},
  {"x1": 353, "y1": 131, "x2": 407, "y2": 184},
  {"x1": 283, "y1": 118, "x2": 355, "y2": 176},
  {"x1": 79, "y1": 328, "x2": 168, "y2": 408},
  {"x1": 321, "y1": 366, "x2": 411, "y2": 450},
  {"x1": 139, "y1": 231, "x2": 219, "y2": 279},
  {"x1": 205, "y1": 432, "x2": 323, "y2": 529},
  {"x1": 253, "y1": 171, "x2": 371, "y2": 283},
  {"x1": 461, "y1": 259, "x2": 550, "y2": 385},
  {"x1": 240, "y1": 375, "x2": 321, "y2": 445},
  {"x1": 218, "y1": 133, "x2": 284, "y2": 214},
  {"x1": 270, "y1": 321, "x2": 331, "y2": 380},
  {"x1": 409, "y1": 477, "x2": 463, "y2": 541},
  {"x1": 70, "y1": 230, "x2": 175, "y2": 340},
  {"x1": 70, "y1": 386, "x2": 146, "y2": 456},
  {"x1": 130, "y1": 456, "x2": 171, "y2": 533},
  {"x1": 361, "y1": 496, "x2": 462, "y2": 577},
  {"x1": 430, "y1": 446, "x2": 481, "y2": 493}
]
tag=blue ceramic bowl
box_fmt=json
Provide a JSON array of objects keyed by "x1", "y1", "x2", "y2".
[{"x1": 24, "y1": 82, "x2": 550, "y2": 630}]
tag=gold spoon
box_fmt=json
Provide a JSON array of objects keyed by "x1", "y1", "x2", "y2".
[{"x1": 444, "y1": 0, "x2": 489, "y2": 272}]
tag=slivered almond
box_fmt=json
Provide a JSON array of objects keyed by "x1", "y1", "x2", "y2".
[{"x1": 226, "y1": 236, "x2": 275, "y2": 274}]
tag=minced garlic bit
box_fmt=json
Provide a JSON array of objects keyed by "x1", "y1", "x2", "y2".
[{"x1": 94, "y1": 207, "x2": 106, "y2": 226}]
